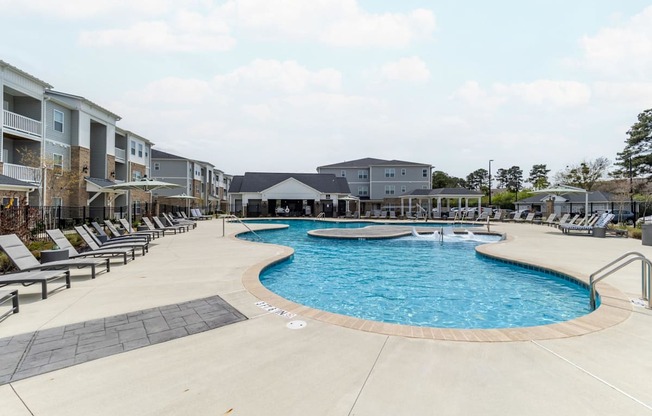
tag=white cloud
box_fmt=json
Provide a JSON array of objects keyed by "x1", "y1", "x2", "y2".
[
  {"x1": 494, "y1": 80, "x2": 591, "y2": 108},
  {"x1": 579, "y1": 6, "x2": 652, "y2": 77},
  {"x1": 452, "y1": 80, "x2": 590, "y2": 109},
  {"x1": 450, "y1": 81, "x2": 506, "y2": 110},
  {"x1": 380, "y1": 57, "x2": 430, "y2": 82},
  {"x1": 213, "y1": 59, "x2": 342, "y2": 94},
  {"x1": 0, "y1": 0, "x2": 172, "y2": 19}
]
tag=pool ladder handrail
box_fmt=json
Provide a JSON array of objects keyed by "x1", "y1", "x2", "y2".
[
  {"x1": 315, "y1": 212, "x2": 326, "y2": 221},
  {"x1": 589, "y1": 251, "x2": 651, "y2": 310},
  {"x1": 220, "y1": 214, "x2": 264, "y2": 241}
]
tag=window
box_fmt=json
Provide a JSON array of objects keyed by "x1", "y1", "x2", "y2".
[
  {"x1": 358, "y1": 170, "x2": 368, "y2": 179},
  {"x1": 52, "y1": 197, "x2": 62, "y2": 207},
  {"x1": 132, "y1": 170, "x2": 142, "y2": 181},
  {"x1": 154, "y1": 162, "x2": 160, "y2": 171},
  {"x1": 384, "y1": 185, "x2": 395, "y2": 195},
  {"x1": 422, "y1": 168, "x2": 428, "y2": 178},
  {"x1": 341, "y1": 170, "x2": 346, "y2": 177},
  {"x1": 138, "y1": 143, "x2": 143, "y2": 158},
  {"x1": 53, "y1": 110, "x2": 64, "y2": 133},
  {"x1": 422, "y1": 185, "x2": 428, "y2": 189},
  {"x1": 385, "y1": 168, "x2": 395, "y2": 178},
  {"x1": 401, "y1": 168, "x2": 406, "y2": 176},
  {"x1": 2, "y1": 197, "x2": 18, "y2": 208},
  {"x1": 401, "y1": 185, "x2": 407, "y2": 193},
  {"x1": 53, "y1": 153, "x2": 63, "y2": 175},
  {"x1": 358, "y1": 186, "x2": 369, "y2": 196},
  {"x1": 130, "y1": 141, "x2": 136, "y2": 156}
]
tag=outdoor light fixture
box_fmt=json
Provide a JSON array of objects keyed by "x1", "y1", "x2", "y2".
[
  {"x1": 110, "y1": 171, "x2": 115, "y2": 178},
  {"x1": 82, "y1": 164, "x2": 89, "y2": 174}
]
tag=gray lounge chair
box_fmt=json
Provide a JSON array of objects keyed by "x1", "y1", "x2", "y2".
[
  {"x1": 154, "y1": 215, "x2": 188, "y2": 232},
  {"x1": 75, "y1": 225, "x2": 148, "y2": 256},
  {"x1": 102, "y1": 220, "x2": 152, "y2": 242},
  {"x1": 0, "y1": 269, "x2": 70, "y2": 299},
  {"x1": 0, "y1": 289, "x2": 19, "y2": 321},
  {"x1": 0, "y1": 234, "x2": 109, "y2": 279},
  {"x1": 117, "y1": 218, "x2": 161, "y2": 240},
  {"x1": 164, "y1": 212, "x2": 196, "y2": 229},
  {"x1": 46, "y1": 229, "x2": 135, "y2": 264},
  {"x1": 560, "y1": 213, "x2": 614, "y2": 234},
  {"x1": 141, "y1": 217, "x2": 176, "y2": 235}
]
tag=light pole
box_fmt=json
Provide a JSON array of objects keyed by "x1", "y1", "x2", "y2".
[{"x1": 488, "y1": 159, "x2": 493, "y2": 206}]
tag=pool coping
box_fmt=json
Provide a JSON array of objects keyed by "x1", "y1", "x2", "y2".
[{"x1": 237, "y1": 224, "x2": 632, "y2": 342}]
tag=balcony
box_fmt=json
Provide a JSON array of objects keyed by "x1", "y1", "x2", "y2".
[
  {"x1": 2, "y1": 163, "x2": 42, "y2": 184},
  {"x1": 3, "y1": 110, "x2": 42, "y2": 139},
  {"x1": 115, "y1": 147, "x2": 126, "y2": 163}
]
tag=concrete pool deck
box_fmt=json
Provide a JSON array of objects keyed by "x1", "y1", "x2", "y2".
[{"x1": 1, "y1": 219, "x2": 651, "y2": 415}]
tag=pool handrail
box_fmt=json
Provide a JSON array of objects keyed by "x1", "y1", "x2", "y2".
[
  {"x1": 219, "y1": 215, "x2": 264, "y2": 241},
  {"x1": 589, "y1": 251, "x2": 651, "y2": 310}
]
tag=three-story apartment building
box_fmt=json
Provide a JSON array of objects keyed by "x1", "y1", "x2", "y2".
[{"x1": 317, "y1": 157, "x2": 432, "y2": 213}]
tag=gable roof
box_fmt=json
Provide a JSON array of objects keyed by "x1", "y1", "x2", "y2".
[
  {"x1": 151, "y1": 149, "x2": 185, "y2": 160},
  {"x1": 229, "y1": 172, "x2": 350, "y2": 194},
  {"x1": 402, "y1": 187, "x2": 483, "y2": 197},
  {"x1": 516, "y1": 191, "x2": 613, "y2": 204},
  {"x1": 0, "y1": 174, "x2": 35, "y2": 190},
  {"x1": 318, "y1": 157, "x2": 430, "y2": 169}
]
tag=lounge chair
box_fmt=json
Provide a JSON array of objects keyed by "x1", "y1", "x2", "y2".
[
  {"x1": 0, "y1": 289, "x2": 19, "y2": 321},
  {"x1": 103, "y1": 220, "x2": 154, "y2": 242},
  {"x1": 191, "y1": 209, "x2": 212, "y2": 220},
  {"x1": 46, "y1": 229, "x2": 135, "y2": 264},
  {"x1": 379, "y1": 211, "x2": 388, "y2": 219},
  {"x1": 153, "y1": 216, "x2": 188, "y2": 233},
  {"x1": 560, "y1": 213, "x2": 614, "y2": 234},
  {"x1": 0, "y1": 234, "x2": 109, "y2": 279},
  {"x1": 75, "y1": 225, "x2": 148, "y2": 256},
  {"x1": 553, "y1": 213, "x2": 570, "y2": 227},
  {"x1": 362, "y1": 211, "x2": 371, "y2": 219},
  {"x1": 490, "y1": 211, "x2": 503, "y2": 221},
  {"x1": 164, "y1": 212, "x2": 196, "y2": 229},
  {"x1": 389, "y1": 211, "x2": 397, "y2": 220},
  {"x1": 95, "y1": 221, "x2": 152, "y2": 243},
  {"x1": 0, "y1": 269, "x2": 70, "y2": 299},
  {"x1": 117, "y1": 219, "x2": 161, "y2": 240},
  {"x1": 512, "y1": 212, "x2": 535, "y2": 223},
  {"x1": 535, "y1": 214, "x2": 557, "y2": 226},
  {"x1": 142, "y1": 217, "x2": 176, "y2": 235}
]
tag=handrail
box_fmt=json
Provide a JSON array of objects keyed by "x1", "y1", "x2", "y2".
[
  {"x1": 219, "y1": 215, "x2": 264, "y2": 241},
  {"x1": 315, "y1": 212, "x2": 325, "y2": 220},
  {"x1": 589, "y1": 251, "x2": 651, "y2": 310}
]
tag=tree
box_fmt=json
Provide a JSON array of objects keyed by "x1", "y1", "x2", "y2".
[
  {"x1": 528, "y1": 164, "x2": 550, "y2": 189},
  {"x1": 466, "y1": 169, "x2": 488, "y2": 193},
  {"x1": 553, "y1": 158, "x2": 610, "y2": 191},
  {"x1": 613, "y1": 108, "x2": 652, "y2": 179},
  {"x1": 505, "y1": 166, "x2": 523, "y2": 193},
  {"x1": 495, "y1": 168, "x2": 509, "y2": 188},
  {"x1": 432, "y1": 170, "x2": 466, "y2": 188}
]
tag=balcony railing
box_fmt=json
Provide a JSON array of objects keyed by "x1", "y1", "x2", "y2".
[
  {"x1": 2, "y1": 163, "x2": 42, "y2": 184},
  {"x1": 3, "y1": 110, "x2": 42, "y2": 138},
  {"x1": 115, "y1": 147, "x2": 126, "y2": 162}
]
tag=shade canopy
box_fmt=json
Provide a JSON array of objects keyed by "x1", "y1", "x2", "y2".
[
  {"x1": 531, "y1": 184, "x2": 589, "y2": 225},
  {"x1": 105, "y1": 179, "x2": 181, "y2": 192},
  {"x1": 165, "y1": 193, "x2": 198, "y2": 200},
  {"x1": 105, "y1": 179, "x2": 182, "y2": 225}
]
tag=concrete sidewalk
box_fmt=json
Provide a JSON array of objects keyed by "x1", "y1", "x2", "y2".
[{"x1": 1, "y1": 219, "x2": 651, "y2": 415}]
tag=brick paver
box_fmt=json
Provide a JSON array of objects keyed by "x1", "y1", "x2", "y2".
[{"x1": 0, "y1": 295, "x2": 246, "y2": 384}]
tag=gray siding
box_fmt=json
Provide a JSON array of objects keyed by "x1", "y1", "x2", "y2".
[
  {"x1": 370, "y1": 166, "x2": 430, "y2": 200},
  {"x1": 45, "y1": 101, "x2": 73, "y2": 145}
]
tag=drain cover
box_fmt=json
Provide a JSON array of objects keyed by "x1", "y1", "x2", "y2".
[{"x1": 286, "y1": 320, "x2": 307, "y2": 329}]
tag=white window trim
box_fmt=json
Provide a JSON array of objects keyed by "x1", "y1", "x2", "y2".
[{"x1": 53, "y1": 109, "x2": 64, "y2": 133}]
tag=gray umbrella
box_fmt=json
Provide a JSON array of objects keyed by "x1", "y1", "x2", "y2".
[{"x1": 105, "y1": 179, "x2": 181, "y2": 225}]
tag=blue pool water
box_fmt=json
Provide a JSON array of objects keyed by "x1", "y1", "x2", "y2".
[{"x1": 239, "y1": 220, "x2": 592, "y2": 329}]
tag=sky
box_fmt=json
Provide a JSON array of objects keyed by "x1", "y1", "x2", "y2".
[{"x1": 2, "y1": 0, "x2": 652, "y2": 181}]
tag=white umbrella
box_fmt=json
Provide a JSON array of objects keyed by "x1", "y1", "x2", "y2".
[
  {"x1": 165, "y1": 193, "x2": 198, "y2": 216},
  {"x1": 531, "y1": 184, "x2": 589, "y2": 225},
  {"x1": 105, "y1": 179, "x2": 181, "y2": 225}
]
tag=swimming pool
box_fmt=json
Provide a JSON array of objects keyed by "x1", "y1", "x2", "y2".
[{"x1": 240, "y1": 220, "x2": 592, "y2": 329}]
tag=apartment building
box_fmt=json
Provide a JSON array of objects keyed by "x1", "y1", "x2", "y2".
[
  {"x1": 317, "y1": 157, "x2": 432, "y2": 212},
  {"x1": 151, "y1": 149, "x2": 222, "y2": 212},
  {"x1": 0, "y1": 60, "x2": 51, "y2": 206}
]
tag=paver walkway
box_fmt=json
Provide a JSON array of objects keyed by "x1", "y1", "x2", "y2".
[{"x1": 0, "y1": 295, "x2": 246, "y2": 384}]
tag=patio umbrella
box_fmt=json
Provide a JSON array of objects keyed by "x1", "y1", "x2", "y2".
[
  {"x1": 531, "y1": 184, "x2": 589, "y2": 225},
  {"x1": 105, "y1": 179, "x2": 182, "y2": 225},
  {"x1": 166, "y1": 193, "x2": 199, "y2": 216}
]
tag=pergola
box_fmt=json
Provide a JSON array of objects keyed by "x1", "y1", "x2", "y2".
[{"x1": 399, "y1": 188, "x2": 484, "y2": 217}]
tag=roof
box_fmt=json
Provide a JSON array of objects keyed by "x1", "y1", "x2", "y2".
[
  {"x1": 0, "y1": 174, "x2": 36, "y2": 190},
  {"x1": 228, "y1": 172, "x2": 351, "y2": 194},
  {"x1": 85, "y1": 177, "x2": 117, "y2": 188},
  {"x1": 401, "y1": 187, "x2": 483, "y2": 197},
  {"x1": 318, "y1": 157, "x2": 431, "y2": 169},
  {"x1": 516, "y1": 191, "x2": 613, "y2": 204},
  {"x1": 0, "y1": 60, "x2": 53, "y2": 89},
  {"x1": 47, "y1": 90, "x2": 121, "y2": 121},
  {"x1": 151, "y1": 149, "x2": 186, "y2": 160}
]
